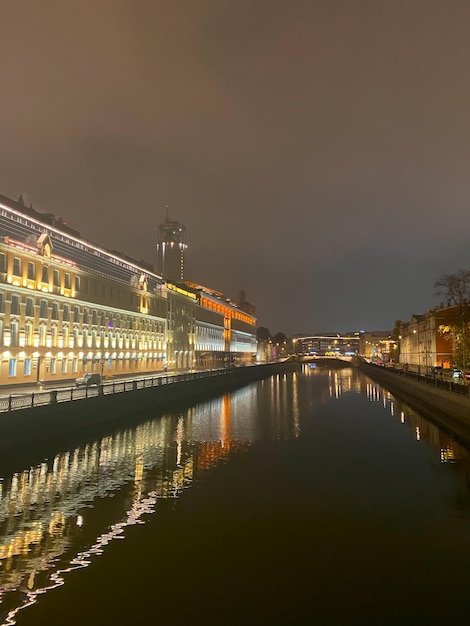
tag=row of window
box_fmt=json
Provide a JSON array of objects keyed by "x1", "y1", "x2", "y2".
[
  {"x1": 7, "y1": 355, "x2": 163, "y2": 377},
  {"x1": 0, "y1": 291, "x2": 166, "y2": 332},
  {"x1": 0, "y1": 251, "x2": 166, "y2": 317},
  {"x1": 1, "y1": 322, "x2": 165, "y2": 350}
]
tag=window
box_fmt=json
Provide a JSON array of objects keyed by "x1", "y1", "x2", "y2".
[
  {"x1": 73, "y1": 306, "x2": 80, "y2": 323},
  {"x1": 10, "y1": 322, "x2": 19, "y2": 347},
  {"x1": 27, "y1": 262, "x2": 35, "y2": 280},
  {"x1": 75, "y1": 276, "x2": 80, "y2": 292},
  {"x1": 39, "y1": 325, "x2": 47, "y2": 346},
  {"x1": 25, "y1": 297, "x2": 34, "y2": 317},
  {"x1": 8, "y1": 358, "x2": 17, "y2": 377},
  {"x1": 61, "y1": 358, "x2": 67, "y2": 374},
  {"x1": 51, "y1": 326, "x2": 58, "y2": 347},
  {"x1": 12, "y1": 257, "x2": 21, "y2": 277},
  {"x1": 63, "y1": 325, "x2": 69, "y2": 348},
  {"x1": 0, "y1": 292, "x2": 4, "y2": 313},
  {"x1": 0, "y1": 254, "x2": 5, "y2": 273},
  {"x1": 39, "y1": 300, "x2": 48, "y2": 319},
  {"x1": 53, "y1": 269, "x2": 60, "y2": 287},
  {"x1": 92, "y1": 310, "x2": 97, "y2": 325},
  {"x1": 25, "y1": 322, "x2": 33, "y2": 346},
  {"x1": 50, "y1": 358, "x2": 57, "y2": 374},
  {"x1": 64, "y1": 273, "x2": 71, "y2": 289},
  {"x1": 83, "y1": 309, "x2": 89, "y2": 324},
  {"x1": 24, "y1": 358, "x2": 32, "y2": 376},
  {"x1": 10, "y1": 295, "x2": 20, "y2": 315},
  {"x1": 41, "y1": 266, "x2": 49, "y2": 283},
  {"x1": 51, "y1": 302, "x2": 59, "y2": 320}
]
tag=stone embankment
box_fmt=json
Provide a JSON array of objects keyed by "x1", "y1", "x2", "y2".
[
  {"x1": 0, "y1": 361, "x2": 299, "y2": 464},
  {"x1": 360, "y1": 362, "x2": 470, "y2": 443}
]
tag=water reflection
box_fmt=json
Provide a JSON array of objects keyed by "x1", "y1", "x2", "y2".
[
  {"x1": 2, "y1": 368, "x2": 470, "y2": 624},
  {"x1": 0, "y1": 386, "x2": 254, "y2": 624}
]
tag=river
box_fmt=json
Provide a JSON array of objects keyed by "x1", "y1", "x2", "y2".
[{"x1": 2, "y1": 365, "x2": 470, "y2": 625}]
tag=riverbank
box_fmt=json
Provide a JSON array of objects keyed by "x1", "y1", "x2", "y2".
[
  {"x1": 0, "y1": 361, "x2": 299, "y2": 473},
  {"x1": 360, "y1": 362, "x2": 470, "y2": 443}
]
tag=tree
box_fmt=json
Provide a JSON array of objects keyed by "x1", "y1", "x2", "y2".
[
  {"x1": 434, "y1": 269, "x2": 470, "y2": 306},
  {"x1": 390, "y1": 320, "x2": 402, "y2": 363},
  {"x1": 272, "y1": 332, "x2": 287, "y2": 345},
  {"x1": 434, "y1": 270, "x2": 470, "y2": 369},
  {"x1": 256, "y1": 327, "x2": 271, "y2": 341}
]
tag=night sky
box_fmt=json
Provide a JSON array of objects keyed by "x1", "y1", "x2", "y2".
[{"x1": 1, "y1": 1, "x2": 470, "y2": 336}]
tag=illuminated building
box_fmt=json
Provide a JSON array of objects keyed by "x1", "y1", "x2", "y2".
[
  {"x1": 0, "y1": 194, "x2": 257, "y2": 385},
  {"x1": 156, "y1": 213, "x2": 187, "y2": 281},
  {"x1": 172, "y1": 282, "x2": 257, "y2": 369},
  {"x1": 399, "y1": 309, "x2": 460, "y2": 372},
  {"x1": 294, "y1": 333, "x2": 360, "y2": 356}
]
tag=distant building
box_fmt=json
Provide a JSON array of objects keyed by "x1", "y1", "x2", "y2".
[
  {"x1": 294, "y1": 333, "x2": 360, "y2": 356},
  {"x1": 156, "y1": 212, "x2": 187, "y2": 281}
]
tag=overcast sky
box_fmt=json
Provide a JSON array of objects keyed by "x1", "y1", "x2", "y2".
[{"x1": 1, "y1": 0, "x2": 470, "y2": 335}]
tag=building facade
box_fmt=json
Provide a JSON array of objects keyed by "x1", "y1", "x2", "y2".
[
  {"x1": 399, "y1": 308, "x2": 466, "y2": 372},
  {"x1": 0, "y1": 195, "x2": 256, "y2": 386}
]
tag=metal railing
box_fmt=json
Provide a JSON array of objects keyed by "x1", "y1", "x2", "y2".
[
  {"x1": 0, "y1": 368, "x2": 230, "y2": 413},
  {"x1": 367, "y1": 364, "x2": 470, "y2": 397}
]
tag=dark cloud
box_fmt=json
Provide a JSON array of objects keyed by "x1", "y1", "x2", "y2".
[{"x1": 1, "y1": 0, "x2": 470, "y2": 334}]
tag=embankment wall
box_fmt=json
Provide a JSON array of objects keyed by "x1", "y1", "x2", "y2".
[
  {"x1": 360, "y1": 363, "x2": 470, "y2": 443},
  {"x1": 0, "y1": 362, "x2": 298, "y2": 466}
]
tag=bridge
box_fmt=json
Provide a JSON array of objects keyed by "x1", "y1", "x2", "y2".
[{"x1": 298, "y1": 355, "x2": 355, "y2": 367}]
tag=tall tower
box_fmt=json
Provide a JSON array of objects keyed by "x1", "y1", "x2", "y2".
[{"x1": 156, "y1": 210, "x2": 187, "y2": 281}]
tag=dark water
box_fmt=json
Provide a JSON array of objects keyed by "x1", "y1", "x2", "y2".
[{"x1": 2, "y1": 366, "x2": 470, "y2": 625}]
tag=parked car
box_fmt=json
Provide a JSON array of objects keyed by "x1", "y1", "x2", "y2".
[
  {"x1": 452, "y1": 369, "x2": 464, "y2": 380},
  {"x1": 75, "y1": 372, "x2": 101, "y2": 387}
]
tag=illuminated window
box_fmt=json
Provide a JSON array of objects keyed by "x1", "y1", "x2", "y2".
[
  {"x1": 27, "y1": 262, "x2": 35, "y2": 280},
  {"x1": 8, "y1": 358, "x2": 16, "y2": 376},
  {"x1": 10, "y1": 321, "x2": 18, "y2": 347},
  {"x1": 24, "y1": 358, "x2": 31, "y2": 376},
  {"x1": 63, "y1": 325, "x2": 69, "y2": 348},
  {"x1": 39, "y1": 325, "x2": 46, "y2": 346},
  {"x1": 12, "y1": 257, "x2": 21, "y2": 277},
  {"x1": 25, "y1": 322, "x2": 33, "y2": 346}
]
